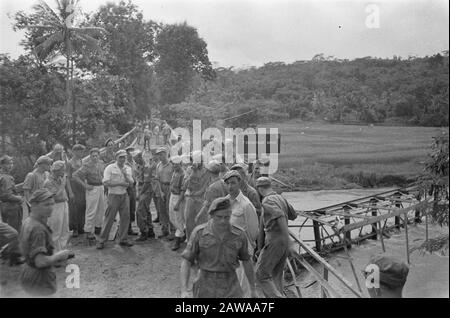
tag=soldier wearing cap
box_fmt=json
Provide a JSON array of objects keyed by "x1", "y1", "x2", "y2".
[
  {"x1": 67, "y1": 144, "x2": 86, "y2": 237},
  {"x1": 224, "y1": 170, "x2": 259, "y2": 297},
  {"x1": 97, "y1": 149, "x2": 134, "y2": 249},
  {"x1": 364, "y1": 254, "x2": 409, "y2": 298},
  {"x1": 23, "y1": 156, "x2": 52, "y2": 208},
  {"x1": 19, "y1": 189, "x2": 74, "y2": 296},
  {"x1": 194, "y1": 160, "x2": 228, "y2": 226},
  {"x1": 125, "y1": 146, "x2": 138, "y2": 236},
  {"x1": 44, "y1": 161, "x2": 72, "y2": 252},
  {"x1": 168, "y1": 155, "x2": 186, "y2": 250},
  {"x1": 181, "y1": 151, "x2": 212, "y2": 240},
  {"x1": 143, "y1": 125, "x2": 153, "y2": 150},
  {"x1": 180, "y1": 197, "x2": 257, "y2": 298},
  {"x1": 73, "y1": 148, "x2": 106, "y2": 241},
  {"x1": 254, "y1": 177, "x2": 292, "y2": 298},
  {"x1": 155, "y1": 147, "x2": 175, "y2": 239},
  {"x1": 135, "y1": 152, "x2": 158, "y2": 241},
  {"x1": 0, "y1": 155, "x2": 24, "y2": 231},
  {"x1": 230, "y1": 163, "x2": 262, "y2": 218}
]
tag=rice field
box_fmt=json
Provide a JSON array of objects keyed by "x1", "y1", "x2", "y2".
[{"x1": 259, "y1": 119, "x2": 448, "y2": 190}]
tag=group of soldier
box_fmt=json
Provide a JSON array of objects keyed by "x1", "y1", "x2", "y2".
[{"x1": 0, "y1": 126, "x2": 410, "y2": 298}]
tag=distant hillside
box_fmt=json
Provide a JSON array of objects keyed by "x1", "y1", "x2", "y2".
[{"x1": 162, "y1": 52, "x2": 449, "y2": 129}]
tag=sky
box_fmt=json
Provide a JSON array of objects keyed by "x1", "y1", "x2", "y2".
[{"x1": 0, "y1": 0, "x2": 448, "y2": 68}]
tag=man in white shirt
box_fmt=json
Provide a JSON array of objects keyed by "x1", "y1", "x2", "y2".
[
  {"x1": 223, "y1": 170, "x2": 259, "y2": 297},
  {"x1": 97, "y1": 150, "x2": 134, "y2": 249}
]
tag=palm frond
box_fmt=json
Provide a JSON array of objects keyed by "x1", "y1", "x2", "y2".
[
  {"x1": 35, "y1": 31, "x2": 64, "y2": 59},
  {"x1": 33, "y1": 0, "x2": 62, "y2": 24}
]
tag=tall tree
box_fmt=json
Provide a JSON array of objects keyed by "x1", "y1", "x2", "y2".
[
  {"x1": 13, "y1": 0, "x2": 104, "y2": 142},
  {"x1": 84, "y1": 1, "x2": 158, "y2": 118},
  {"x1": 155, "y1": 22, "x2": 215, "y2": 106}
]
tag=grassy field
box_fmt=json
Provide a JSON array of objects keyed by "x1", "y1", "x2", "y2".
[{"x1": 259, "y1": 119, "x2": 448, "y2": 190}]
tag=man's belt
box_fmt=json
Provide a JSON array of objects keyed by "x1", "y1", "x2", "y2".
[
  {"x1": 87, "y1": 182, "x2": 103, "y2": 186},
  {"x1": 201, "y1": 270, "x2": 234, "y2": 279},
  {"x1": 160, "y1": 182, "x2": 170, "y2": 185},
  {"x1": 171, "y1": 190, "x2": 181, "y2": 195}
]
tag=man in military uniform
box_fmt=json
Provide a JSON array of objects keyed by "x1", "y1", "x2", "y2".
[
  {"x1": 0, "y1": 155, "x2": 24, "y2": 231},
  {"x1": 255, "y1": 177, "x2": 292, "y2": 298},
  {"x1": 155, "y1": 147, "x2": 175, "y2": 239},
  {"x1": 67, "y1": 144, "x2": 86, "y2": 237},
  {"x1": 169, "y1": 155, "x2": 186, "y2": 250},
  {"x1": 135, "y1": 152, "x2": 158, "y2": 241},
  {"x1": 23, "y1": 156, "x2": 52, "y2": 208},
  {"x1": 194, "y1": 160, "x2": 228, "y2": 226},
  {"x1": 0, "y1": 221, "x2": 24, "y2": 266},
  {"x1": 180, "y1": 151, "x2": 211, "y2": 240},
  {"x1": 180, "y1": 197, "x2": 257, "y2": 298},
  {"x1": 125, "y1": 146, "x2": 138, "y2": 236},
  {"x1": 19, "y1": 189, "x2": 74, "y2": 296}
]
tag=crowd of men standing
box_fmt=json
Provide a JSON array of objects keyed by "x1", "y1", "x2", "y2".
[{"x1": 0, "y1": 121, "x2": 301, "y2": 298}]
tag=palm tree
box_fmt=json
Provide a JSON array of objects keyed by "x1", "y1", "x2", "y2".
[{"x1": 25, "y1": 0, "x2": 104, "y2": 142}]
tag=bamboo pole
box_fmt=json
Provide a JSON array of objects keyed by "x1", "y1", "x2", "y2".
[{"x1": 404, "y1": 214, "x2": 410, "y2": 264}]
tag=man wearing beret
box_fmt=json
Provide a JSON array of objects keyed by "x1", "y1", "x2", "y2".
[
  {"x1": 0, "y1": 155, "x2": 24, "y2": 231},
  {"x1": 230, "y1": 163, "x2": 262, "y2": 218},
  {"x1": 194, "y1": 160, "x2": 228, "y2": 227},
  {"x1": 364, "y1": 254, "x2": 409, "y2": 298},
  {"x1": 223, "y1": 170, "x2": 259, "y2": 297},
  {"x1": 255, "y1": 177, "x2": 292, "y2": 298},
  {"x1": 67, "y1": 144, "x2": 86, "y2": 237},
  {"x1": 44, "y1": 161, "x2": 72, "y2": 252},
  {"x1": 19, "y1": 189, "x2": 74, "y2": 296},
  {"x1": 180, "y1": 197, "x2": 257, "y2": 298},
  {"x1": 155, "y1": 147, "x2": 175, "y2": 239},
  {"x1": 73, "y1": 148, "x2": 106, "y2": 242},
  {"x1": 97, "y1": 150, "x2": 134, "y2": 249},
  {"x1": 23, "y1": 156, "x2": 52, "y2": 209}
]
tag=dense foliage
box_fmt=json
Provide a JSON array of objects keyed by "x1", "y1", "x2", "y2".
[{"x1": 181, "y1": 53, "x2": 449, "y2": 128}]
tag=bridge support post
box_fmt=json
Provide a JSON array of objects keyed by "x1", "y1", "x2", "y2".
[
  {"x1": 370, "y1": 198, "x2": 378, "y2": 240},
  {"x1": 344, "y1": 206, "x2": 352, "y2": 249},
  {"x1": 312, "y1": 220, "x2": 322, "y2": 252}
]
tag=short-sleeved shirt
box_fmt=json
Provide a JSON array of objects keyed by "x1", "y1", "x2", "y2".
[
  {"x1": 0, "y1": 172, "x2": 20, "y2": 203},
  {"x1": 156, "y1": 161, "x2": 173, "y2": 185},
  {"x1": 103, "y1": 163, "x2": 133, "y2": 195},
  {"x1": 229, "y1": 192, "x2": 259, "y2": 251},
  {"x1": 261, "y1": 192, "x2": 289, "y2": 233},
  {"x1": 170, "y1": 170, "x2": 185, "y2": 195},
  {"x1": 241, "y1": 183, "x2": 262, "y2": 217},
  {"x1": 44, "y1": 176, "x2": 68, "y2": 203},
  {"x1": 22, "y1": 170, "x2": 49, "y2": 194},
  {"x1": 19, "y1": 216, "x2": 55, "y2": 268},
  {"x1": 181, "y1": 220, "x2": 250, "y2": 272},
  {"x1": 73, "y1": 158, "x2": 105, "y2": 186},
  {"x1": 182, "y1": 166, "x2": 211, "y2": 197}
]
